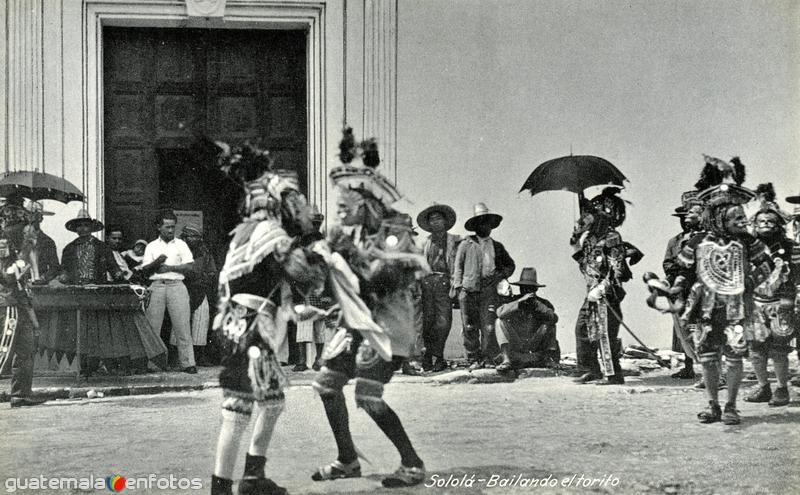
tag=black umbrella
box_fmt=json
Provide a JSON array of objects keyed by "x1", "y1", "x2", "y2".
[
  {"x1": 519, "y1": 155, "x2": 627, "y2": 196},
  {"x1": 0, "y1": 171, "x2": 84, "y2": 203}
]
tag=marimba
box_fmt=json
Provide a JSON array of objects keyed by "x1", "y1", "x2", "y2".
[{"x1": 31, "y1": 284, "x2": 165, "y2": 373}]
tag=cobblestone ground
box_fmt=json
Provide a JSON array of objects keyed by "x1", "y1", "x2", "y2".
[{"x1": 1, "y1": 372, "x2": 799, "y2": 494}]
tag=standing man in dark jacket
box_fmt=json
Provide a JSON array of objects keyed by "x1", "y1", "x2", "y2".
[
  {"x1": 417, "y1": 203, "x2": 460, "y2": 371},
  {"x1": 451, "y1": 203, "x2": 515, "y2": 370},
  {"x1": 26, "y1": 201, "x2": 60, "y2": 284}
]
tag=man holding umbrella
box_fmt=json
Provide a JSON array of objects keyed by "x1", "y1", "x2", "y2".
[
  {"x1": 451, "y1": 203, "x2": 515, "y2": 370},
  {"x1": 417, "y1": 203, "x2": 460, "y2": 372}
]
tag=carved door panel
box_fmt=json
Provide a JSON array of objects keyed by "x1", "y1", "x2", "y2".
[{"x1": 103, "y1": 27, "x2": 306, "y2": 259}]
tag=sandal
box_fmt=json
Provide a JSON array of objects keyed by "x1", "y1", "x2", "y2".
[
  {"x1": 311, "y1": 460, "x2": 361, "y2": 481},
  {"x1": 722, "y1": 403, "x2": 741, "y2": 425},
  {"x1": 382, "y1": 464, "x2": 426, "y2": 488},
  {"x1": 697, "y1": 401, "x2": 722, "y2": 424}
]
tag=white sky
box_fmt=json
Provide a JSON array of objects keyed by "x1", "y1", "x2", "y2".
[{"x1": 397, "y1": 0, "x2": 800, "y2": 350}]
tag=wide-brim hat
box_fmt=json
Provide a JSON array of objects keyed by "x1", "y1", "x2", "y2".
[
  {"x1": 671, "y1": 206, "x2": 687, "y2": 218},
  {"x1": 65, "y1": 208, "x2": 104, "y2": 233},
  {"x1": 786, "y1": 193, "x2": 800, "y2": 205},
  {"x1": 464, "y1": 202, "x2": 503, "y2": 231},
  {"x1": 417, "y1": 203, "x2": 456, "y2": 233},
  {"x1": 510, "y1": 267, "x2": 545, "y2": 287}
]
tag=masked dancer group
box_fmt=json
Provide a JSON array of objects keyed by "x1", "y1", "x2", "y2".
[{"x1": 647, "y1": 156, "x2": 799, "y2": 425}]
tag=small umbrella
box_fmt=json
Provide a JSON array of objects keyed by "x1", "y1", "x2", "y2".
[
  {"x1": 519, "y1": 155, "x2": 627, "y2": 197},
  {"x1": 0, "y1": 171, "x2": 84, "y2": 203}
]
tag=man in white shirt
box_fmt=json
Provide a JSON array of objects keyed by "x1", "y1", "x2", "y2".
[{"x1": 141, "y1": 211, "x2": 196, "y2": 373}]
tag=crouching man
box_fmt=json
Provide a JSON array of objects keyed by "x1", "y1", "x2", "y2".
[{"x1": 495, "y1": 267, "x2": 559, "y2": 373}]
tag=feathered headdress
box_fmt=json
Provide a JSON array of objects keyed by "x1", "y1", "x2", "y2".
[
  {"x1": 213, "y1": 140, "x2": 300, "y2": 217},
  {"x1": 694, "y1": 155, "x2": 746, "y2": 190},
  {"x1": 329, "y1": 127, "x2": 401, "y2": 207},
  {"x1": 695, "y1": 155, "x2": 754, "y2": 208},
  {"x1": 753, "y1": 182, "x2": 790, "y2": 224},
  {"x1": 588, "y1": 186, "x2": 627, "y2": 227}
]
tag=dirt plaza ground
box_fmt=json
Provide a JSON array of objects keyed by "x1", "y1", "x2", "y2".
[{"x1": 2, "y1": 367, "x2": 799, "y2": 495}]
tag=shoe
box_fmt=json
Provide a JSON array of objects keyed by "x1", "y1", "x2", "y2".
[
  {"x1": 311, "y1": 459, "x2": 361, "y2": 481},
  {"x1": 182, "y1": 366, "x2": 198, "y2": 374},
  {"x1": 211, "y1": 475, "x2": 233, "y2": 495},
  {"x1": 596, "y1": 375, "x2": 625, "y2": 385},
  {"x1": 694, "y1": 377, "x2": 726, "y2": 390},
  {"x1": 432, "y1": 358, "x2": 449, "y2": 372},
  {"x1": 722, "y1": 403, "x2": 740, "y2": 425},
  {"x1": 9, "y1": 397, "x2": 47, "y2": 408},
  {"x1": 401, "y1": 361, "x2": 422, "y2": 376},
  {"x1": 791, "y1": 375, "x2": 800, "y2": 387},
  {"x1": 467, "y1": 360, "x2": 484, "y2": 371},
  {"x1": 382, "y1": 464, "x2": 426, "y2": 488},
  {"x1": 697, "y1": 401, "x2": 722, "y2": 424},
  {"x1": 573, "y1": 372, "x2": 601, "y2": 384},
  {"x1": 421, "y1": 355, "x2": 434, "y2": 372},
  {"x1": 671, "y1": 368, "x2": 696, "y2": 379},
  {"x1": 238, "y1": 478, "x2": 286, "y2": 495},
  {"x1": 744, "y1": 384, "x2": 772, "y2": 403},
  {"x1": 768, "y1": 387, "x2": 790, "y2": 407},
  {"x1": 292, "y1": 363, "x2": 308, "y2": 372},
  {"x1": 312, "y1": 359, "x2": 322, "y2": 371},
  {"x1": 496, "y1": 360, "x2": 514, "y2": 373}
]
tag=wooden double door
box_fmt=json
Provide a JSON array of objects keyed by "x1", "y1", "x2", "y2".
[{"x1": 103, "y1": 27, "x2": 307, "y2": 262}]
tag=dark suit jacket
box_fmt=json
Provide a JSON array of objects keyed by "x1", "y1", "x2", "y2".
[
  {"x1": 33, "y1": 231, "x2": 61, "y2": 282},
  {"x1": 61, "y1": 236, "x2": 121, "y2": 285}
]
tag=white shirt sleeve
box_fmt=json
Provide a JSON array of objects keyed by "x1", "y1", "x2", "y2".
[
  {"x1": 177, "y1": 239, "x2": 194, "y2": 264},
  {"x1": 142, "y1": 241, "x2": 157, "y2": 265}
]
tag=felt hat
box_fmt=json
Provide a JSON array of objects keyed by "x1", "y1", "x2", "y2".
[
  {"x1": 417, "y1": 203, "x2": 456, "y2": 233},
  {"x1": 464, "y1": 202, "x2": 503, "y2": 231},
  {"x1": 510, "y1": 267, "x2": 545, "y2": 287},
  {"x1": 671, "y1": 206, "x2": 687, "y2": 218},
  {"x1": 65, "y1": 208, "x2": 104, "y2": 233},
  {"x1": 181, "y1": 224, "x2": 202, "y2": 237}
]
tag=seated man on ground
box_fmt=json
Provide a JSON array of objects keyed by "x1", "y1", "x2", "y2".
[{"x1": 495, "y1": 267, "x2": 559, "y2": 372}]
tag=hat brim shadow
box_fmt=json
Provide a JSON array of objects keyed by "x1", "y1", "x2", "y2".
[
  {"x1": 417, "y1": 204, "x2": 457, "y2": 233},
  {"x1": 464, "y1": 213, "x2": 502, "y2": 232},
  {"x1": 65, "y1": 219, "x2": 104, "y2": 233},
  {"x1": 509, "y1": 282, "x2": 546, "y2": 287}
]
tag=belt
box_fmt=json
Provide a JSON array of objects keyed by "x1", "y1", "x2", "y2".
[
  {"x1": 150, "y1": 279, "x2": 184, "y2": 285},
  {"x1": 427, "y1": 271, "x2": 448, "y2": 276}
]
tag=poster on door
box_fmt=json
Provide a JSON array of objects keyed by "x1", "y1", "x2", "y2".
[{"x1": 174, "y1": 210, "x2": 203, "y2": 238}]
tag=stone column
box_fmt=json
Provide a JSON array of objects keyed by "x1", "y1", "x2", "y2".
[
  {"x1": 361, "y1": 0, "x2": 397, "y2": 184},
  {"x1": 3, "y1": 0, "x2": 44, "y2": 173}
]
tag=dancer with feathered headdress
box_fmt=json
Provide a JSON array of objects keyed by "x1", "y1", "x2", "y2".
[
  {"x1": 655, "y1": 155, "x2": 773, "y2": 425},
  {"x1": 743, "y1": 183, "x2": 798, "y2": 407},
  {"x1": 210, "y1": 142, "x2": 325, "y2": 495},
  {"x1": 310, "y1": 128, "x2": 430, "y2": 488}
]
